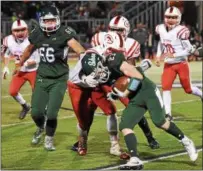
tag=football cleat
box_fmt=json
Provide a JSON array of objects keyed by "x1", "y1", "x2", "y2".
[
  {"x1": 71, "y1": 141, "x2": 79, "y2": 152},
  {"x1": 110, "y1": 142, "x2": 121, "y2": 156},
  {"x1": 31, "y1": 127, "x2": 44, "y2": 145},
  {"x1": 147, "y1": 137, "x2": 160, "y2": 149},
  {"x1": 44, "y1": 135, "x2": 56, "y2": 151},
  {"x1": 181, "y1": 136, "x2": 198, "y2": 161},
  {"x1": 119, "y1": 156, "x2": 144, "y2": 170},
  {"x1": 78, "y1": 136, "x2": 87, "y2": 156},
  {"x1": 19, "y1": 103, "x2": 31, "y2": 120},
  {"x1": 120, "y1": 152, "x2": 130, "y2": 160}
]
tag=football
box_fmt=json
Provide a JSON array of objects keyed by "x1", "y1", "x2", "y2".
[{"x1": 113, "y1": 76, "x2": 130, "y2": 92}]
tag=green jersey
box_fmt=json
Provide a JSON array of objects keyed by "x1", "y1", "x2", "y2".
[
  {"x1": 29, "y1": 25, "x2": 77, "y2": 79},
  {"x1": 105, "y1": 52, "x2": 157, "y2": 91}
]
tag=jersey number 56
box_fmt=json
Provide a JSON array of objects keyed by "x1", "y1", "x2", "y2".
[{"x1": 39, "y1": 47, "x2": 55, "y2": 63}]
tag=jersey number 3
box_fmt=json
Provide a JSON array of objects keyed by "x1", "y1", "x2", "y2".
[{"x1": 39, "y1": 47, "x2": 55, "y2": 63}]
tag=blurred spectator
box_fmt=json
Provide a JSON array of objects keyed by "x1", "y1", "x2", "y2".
[
  {"x1": 132, "y1": 23, "x2": 149, "y2": 60},
  {"x1": 147, "y1": 29, "x2": 154, "y2": 59}
]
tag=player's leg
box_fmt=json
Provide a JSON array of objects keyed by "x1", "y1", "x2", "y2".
[
  {"x1": 178, "y1": 62, "x2": 202, "y2": 99},
  {"x1": 25, "y1": 71, "x2": 37, "y2": 91},
  {"x1": 45, "y1": 79, "x2": 67, "y2": 151},
  {"x1": 68, "y1": 81, "x2": 95, "y2": 155},
  {"x1": 162, "y1": 63, "x2": 177, "y2": 120},
  {"x1": 91, "y1": 87, "x2": 124, "y2": 156},
  {"x1": 119, "y1": 88, "x2": 159, "y2": 149},
  {"x1": 147, "y1": 87, "x2": 198, "y2": 162},
  {"x1": 9, "y1": 72, "x2": 30, "y2": 119},
  {"x1": 119, "y1": 104, "x2": 146, "y2": 170},
  {"x1": 31, "y1": 78, "x2": 48, "y2": 145}
]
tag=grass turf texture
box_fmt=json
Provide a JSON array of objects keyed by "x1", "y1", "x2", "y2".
[{"x1": 1, "y1": 60, "x2": 202, "y2": 170}]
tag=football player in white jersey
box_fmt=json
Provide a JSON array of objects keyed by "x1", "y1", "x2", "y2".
[
  {"x1": 70, "y1": 16, "x2": 160, "y2": 154},
  {"x1": 2, "y1": 20, "x2": 40, "y2": 119},
  {"x1": 155, "y1": 6, "x2": 202, "y2": 121}
]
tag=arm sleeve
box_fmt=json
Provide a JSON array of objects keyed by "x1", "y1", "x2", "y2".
[{"x1": 64, "y1": 26, "x2": 77, "y2": 42}]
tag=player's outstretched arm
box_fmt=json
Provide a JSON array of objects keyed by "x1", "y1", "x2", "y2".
[{"x1": 67, "y1": 38, "x2": 85, "y2": 55}]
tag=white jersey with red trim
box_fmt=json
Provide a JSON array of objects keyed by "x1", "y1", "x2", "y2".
[
  {"x1": 3, "y1": 35, "x2": 39, "y2": 72},
  {"x1": 91, "y1": 31, "x2": 140, "y2": 60},
  {"x1": 155, "y1": 24, "x2": 192, "y2": 64}
]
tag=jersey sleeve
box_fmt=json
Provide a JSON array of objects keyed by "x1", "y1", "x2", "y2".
[
  {"x1": 155, "y1": 25, "x2": 160, "y2": 35},
  {"x1": 177, "y1": 26, "x2": 190, "y2": 40},
  {"x1": 107, "y1": 53, "x2": 125, "y2": 70},
  {"x1": 28, "y1": 26, "x2": 41, "y2": 45},
  {"x1": 64, "y1": 26, "x2": 77, "y2": 42}
]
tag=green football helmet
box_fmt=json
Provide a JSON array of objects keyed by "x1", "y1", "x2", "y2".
[{"x1": 39, "y1": 6, "x2": 60, "y2": 32}]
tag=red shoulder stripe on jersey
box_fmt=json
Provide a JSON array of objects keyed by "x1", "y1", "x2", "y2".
[
  {"x1": 127, "y1": 41, "x2": 137, "y2": 56},
  {"x1": 177, "y1": 27, "x2": 188, "y2": 38},
  {"x1": 91, "y1": 35, "x2": 96, "y2": 47},
  {"x1": 179, "y1": 29, "x2": 190, "y2": 39},
  {"x1": 114, "y1": 16, "x2": 121, "y2": 25},
  {"x1": 96, "y1": 33, "x2": 100, "y2": 45},
  {"x1": 129, "y1": 43, "x2": 140, "y2": 57}
]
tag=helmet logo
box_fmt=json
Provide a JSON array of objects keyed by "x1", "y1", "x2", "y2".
[
  {"x1": 124, "y1": 20, "x2": 129, "y2": 28},
  {"x1": 104, "y1": 34, "x2": 114, "y2": 44}
]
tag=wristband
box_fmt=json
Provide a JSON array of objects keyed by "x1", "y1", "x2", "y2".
[{"x1": 127, "y1": 78, "x2": 141, "y2": 91}]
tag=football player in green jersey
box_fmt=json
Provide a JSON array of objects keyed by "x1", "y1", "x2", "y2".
[
  {"x1": 15, "y1": 5, "x2": 85, "y2": 151},
  {"x1": 81, "y1": 32, "x2": 198, "y2": 169}
]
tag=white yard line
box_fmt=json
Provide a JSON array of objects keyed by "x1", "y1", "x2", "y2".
[
  {"x1": 101, "y1": 149, "x2": 202, "y2": 170},
  {"x1": 2, "y1": 99, "x2": 200, "y2": 128}
]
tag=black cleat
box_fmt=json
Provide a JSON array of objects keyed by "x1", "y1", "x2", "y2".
[
  {"x1": 71, "y1": 141, "x2": 79, "y2": 152},
  {"x1": 19, "y1": 103, "x2": 31, "y2": 120},
  {"x1": 147, "y1": 137, "x2": 160, "y2": 149},
  {"x1": 165, "y1": 114, "x2": 173, "y2": 121}
]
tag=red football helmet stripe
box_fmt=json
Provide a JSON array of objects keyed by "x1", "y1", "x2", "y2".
[
  {"x1": 17, "y1": 20, "x2": 21, "y2": 26},
  {"x1": 114, "y1": 16, "x2": 121, "y2": 25}
]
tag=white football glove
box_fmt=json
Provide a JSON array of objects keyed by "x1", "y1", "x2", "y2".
[
  {"x1": 140, "y1": 59, "x2": 152, "y2": 72},
  {"x1": 82, "y1": 74, "x2": 99, "y2": 88},
  {"x1": 2, "y1": 66, "x2": 10, "y2": 79},
  {"x1": 107, "y1": 91, "x2": 119, "y2": 101}
]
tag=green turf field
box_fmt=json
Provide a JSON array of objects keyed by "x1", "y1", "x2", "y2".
[{"x1": 1, "y1": 60, "x2": 202, "y2": 170}]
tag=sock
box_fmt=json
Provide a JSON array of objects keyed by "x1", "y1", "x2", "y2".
[
  {"x1": 46, "y1": 119, "x2": 57, "y2": 137},
  {"x1": 124, "y1": 133, "x2": 138, "y2": 157},
  {"x1": 138, "y1": 117, "x2": 153, "y2": 140},
  {"x1": 107, "y1": 114, "x2": 119, "y2": 142},
  {"x1": 77, "y1": 124, "x2": 88, "y2": 137},
  {"x1": 163, "y1": 90, "x2": 172, "y2": 116},
  {"x1": 191, "y1": 86, "x2": 202, "y2": 98},
  {"x1": 13, "y1": 93, "x2": 26, "y2": 105},
  {"x1": 165, "y1": 122, "x2": 184, "y2": 140},
  {"x1": 32, "y1": 116, "x2": 45, "y2": 129}
]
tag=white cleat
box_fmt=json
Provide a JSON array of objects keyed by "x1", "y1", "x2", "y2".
[
  {"x1": 119, "y1": 156, "x2": 144, "y2": 170},
  {"x1": 110, "y1": 142, "x2": 121, "y2": 156},
  {"x1": 181, "y1": 136, "x2": 198, "y2": 161},
  {"x1": 44, "y1": 136, "x2": 56, "y2": 151}
]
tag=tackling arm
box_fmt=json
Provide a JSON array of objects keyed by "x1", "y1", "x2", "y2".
[{"x1": 67, "y1": 38, "x2": 85, "y2": 55}]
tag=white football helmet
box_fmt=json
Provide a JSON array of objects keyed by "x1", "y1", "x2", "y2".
[
  {"x1": 108, "y1": 15, "x2": 130, "y2": 39},
  {"x1": 11, "y1": 20, "x2": 28, "y2": 41},
  {"x1": 101, "y1": 31, "x2": 125, "y2": 57},
  {"x1": 164, "y1": 6, "x2": 181, "y2": 29}
]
